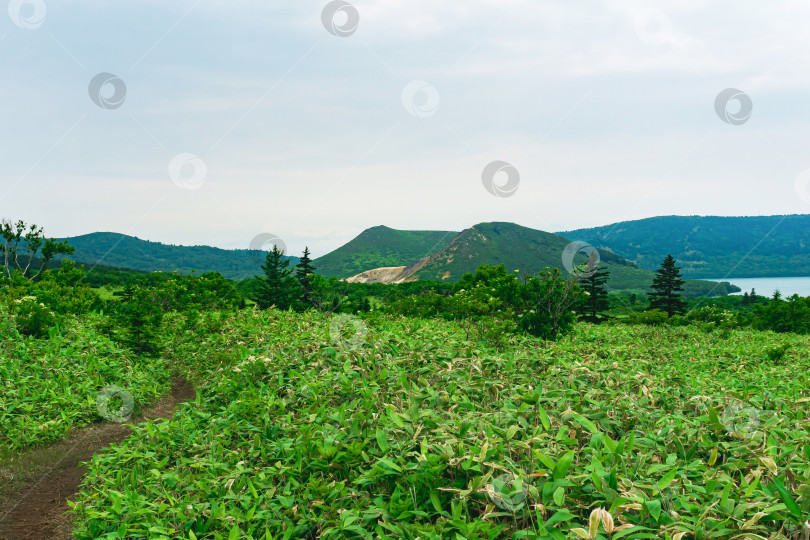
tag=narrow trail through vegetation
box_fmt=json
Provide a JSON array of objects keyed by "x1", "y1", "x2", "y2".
[{"x1": 0, "y1": 377, "x2": 195, "y2": 540}]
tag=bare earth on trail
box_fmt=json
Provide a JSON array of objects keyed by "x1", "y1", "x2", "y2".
[{"x1": 0, "y1": 378, "x2": 196, "y2": 540}]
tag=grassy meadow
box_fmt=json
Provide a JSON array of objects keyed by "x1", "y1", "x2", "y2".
[
  {"x1": 0, "y1": 309, "x2": 172, "y2": 459},
  {"x1": 62, "y1": 310, "x2": 810, "y2": 539}
]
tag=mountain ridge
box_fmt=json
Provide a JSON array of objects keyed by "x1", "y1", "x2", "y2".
[
  {"x1": 560, "y1": 214, "x2": 810, "y2": 278},
  {"x1": 57, "y1": 232, "x2": 298, "y2": 281},
  {"x1": 49, "y1": 214, "x2": 809, "y2": 287},
  {"x1": 341, "y1": 221, "x2": 738, "y2": 296}
]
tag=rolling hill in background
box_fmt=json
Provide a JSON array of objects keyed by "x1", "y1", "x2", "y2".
[
  {"x1": 58, "y1": 232, "x2": 298, "y2": 281},
  {"x1": 50, "y1": 213, "x2": 805, "y2": 294},
  {"x1": 343, "y1": 222, "x2": 738, "y2": 296},
  {"x1": 561, "y1": 214, "x2": 810, "y2": 279},
  {"x1": 312, "y1": 225, "x2": 457, "y2": 277}
]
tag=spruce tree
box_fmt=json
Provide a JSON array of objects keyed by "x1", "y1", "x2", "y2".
[
  {"x1": 648, "y1": 254, "x2": 686, "y2": 316},
  {"x1": 577, "y1": 267, "x2": 610, "y2": 321},
  {"x1": 295, "y1": 246, "x2": 317, "y2": 307},
  {"x1": 254, "y1": 246, "x2": 300, "y2": 310}
]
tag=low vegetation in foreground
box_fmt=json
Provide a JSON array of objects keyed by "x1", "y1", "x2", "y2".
[
  {"x1": 70, "y1": 311, "x2": 810, "y2": 539},
  {"x1": 2, "y1": 221, "x2": 810, "y2": 539}
]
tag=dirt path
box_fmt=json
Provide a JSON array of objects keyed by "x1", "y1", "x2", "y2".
[{"x1": 0, "y1": 378, "x2": 195, "y2": 540}]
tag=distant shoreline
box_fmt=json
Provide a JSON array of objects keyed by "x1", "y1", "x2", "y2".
[{"x1": 707, "y1": 276, "x2": 810, "y2": 297}]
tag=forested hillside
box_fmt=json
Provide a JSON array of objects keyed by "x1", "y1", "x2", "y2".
[
  {"x1": 59, "y1": 232, "x2": 298, "y2": 281},
  {"x1": 561, "y1": 214, "x2": 810, "y2": 278}
]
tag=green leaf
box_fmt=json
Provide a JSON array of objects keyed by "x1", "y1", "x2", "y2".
[
  {"x1": 645, "y1": 499, "x2": 661, "y2": 521},
  {"x1": 376, "y1": 429, "x2": 389, "y2": 453},
  {"x1": 429, "y1": 492, "x2": 443, "y2": 513},
  {"x1": 538, "y1": 406, "x2": 551, "y2": 431},
  {"x1": 571, "y1": 412, "x2": 598, "y2": 433},
  {"x1": 535, "y1": 451, "x2": 556, "y2": 472},
  {"x1": 552, "y1": 450, "x2": 575, "y2": 480},
  {"x1": 553, "y1": 486, "x2": 565, "y2": 506},
  {"x1": 773, "y1": 479, "x2": 802, "y2": 522},
  {"x1": 657, "y1": 468, "x2": 677, "y2": 491},
  {"x1": 378, "y1": 458, "x2": 402, "y2": 472},
  {"x1": 544, "y1": 510, "x2": 575, "y2": 526}
]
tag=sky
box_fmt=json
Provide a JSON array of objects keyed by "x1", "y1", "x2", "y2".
[{"x1": 2, "y1": 0, "x2": 810, "y2": 258}]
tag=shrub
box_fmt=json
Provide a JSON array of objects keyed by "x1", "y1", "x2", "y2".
[
  {"x1": 386, "y1": 290, "x2": 451, "y2": 319},
  {"x1": 516, "y1": 268, "x2": 583, "y2": 340},
  {"x1": 627, "y1": 309, "x2": 670, "y2": 326},
  {"x1": 12, "y1": 296, "x2": 58, "y2": 338},
  {"x1": 385, "y1": 265, "x2": 582, "y2": 342},
  {"x1": 763, "y1": 343, "x2": 790, "y2": 364},
  {"x1": 110, "y1": 286, "x2": 164, "y2": 356},
  {"x1": 751, "y1": 295, "x2": 810, "y2": 334},
  {"x1": 687, "y1": 305, "x2": 733, "y2": 326}
]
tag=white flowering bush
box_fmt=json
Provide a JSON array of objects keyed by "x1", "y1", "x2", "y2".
[
  {"x1": 686, "y1": 305, "x2": 734, "y2": 325},
  {"x1": 12, "y1": 295, "x2": 59, "y2": 338}
]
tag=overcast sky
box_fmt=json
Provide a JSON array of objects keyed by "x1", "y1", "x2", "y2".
[{"x1": 2, "y1": 0, "x2": 810, "y2": 257}]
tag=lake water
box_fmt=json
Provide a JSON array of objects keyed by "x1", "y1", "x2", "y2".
[{"x1": 708, "y1": 276, "x2": 810, "y2": 297}]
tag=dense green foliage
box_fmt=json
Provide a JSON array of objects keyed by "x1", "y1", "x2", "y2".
[
  {"x1": 0, "y1": 265, "x2": 242, "y2": 457},
  {"x1": 561, "y1": 214, "x2": 810, "y2": 278},
  {"x1": 384, "y1": 265, "x2": 583, "y2": 343},
  {"x1": 0, "y1": 307, "x2": 172, "y2": 457},
  {"x1": 19, "y1": 254, "x2": 153, "y2": 288},
  {"x1": 313, "y1": 226, "x2": 457, "y2": 278},
  {"x1": 71, "y1": 310, "x2": 810, "y2": 539},
  {"x1": 3, "y1": 223, "x2": 810, "y2": 539},
  {"x1": 751, "y1": 295, "x2": 810, "y2": 334},
  {"x1": 59, "y1": 232, "x2": 298, "y2": 281}
]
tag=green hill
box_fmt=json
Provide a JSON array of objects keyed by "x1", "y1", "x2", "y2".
[
  {"x1": 58, "y1": 232, "x2": 298, "y2": 281},
  {"x1": 561, "y1": 214, "x2": 810, "y2": 279},
  {"x1": 312, "y1": 225, "x2": 457, "y2": 277},
  {"x1": 411, "y1": 222, "x2": 632, "y2": 279},
  {"x1": 407, "y1": 222, "x2": 735, "y2": 296}
]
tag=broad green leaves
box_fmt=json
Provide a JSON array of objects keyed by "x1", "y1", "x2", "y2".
[{"x1": 67, "y1": 312, "x2": 810, "y2": 539}]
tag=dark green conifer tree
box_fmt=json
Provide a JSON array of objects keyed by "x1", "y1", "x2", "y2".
[
  {"x1": 577, "y1": 267, "x2": 610, "y2": 321},
  {"x1": 648, "y1": 254, "x2": 686, "y2": 316},
  {"x1": 254, "y1": 246, "x2": 300, "y2": 310},
  {"x1": 295, "y1": 246, "x2": 316, "y2": 307}
]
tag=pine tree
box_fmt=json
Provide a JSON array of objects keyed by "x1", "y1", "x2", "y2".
[
  {"x1": 254, "y1": 246, "x2": 301, "y2": 310},
  {"x1": 577, "y1": 267, "x2": 610, "y2": 321},
  {"x1": 648, "y1": 254, "x2": 686, "y2": 316},
  {"x1": 295, "y1": 246, "x2": 317, "y2": 307}
]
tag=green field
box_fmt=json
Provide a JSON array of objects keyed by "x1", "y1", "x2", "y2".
[
  {"x1": 0, "y1": 310, "x2": 172, "y2": 458},
  {"x1": 67, "y1": 310, "x2": 810, "y2": 539}
]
